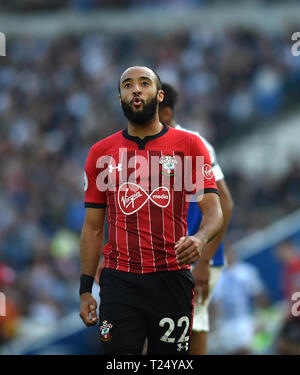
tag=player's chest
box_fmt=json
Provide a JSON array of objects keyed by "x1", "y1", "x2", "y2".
[
  {"x1": 97, "y1": 149, "x2": 190, "y2": 186},
  {"x1": 97, "y1": 149, "x2": 194, "y2": 214}
]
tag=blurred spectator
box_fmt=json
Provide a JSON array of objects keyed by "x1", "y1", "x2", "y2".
[
  {"x1": 1, "y1": 0, "x2": 298, "y2": 12},
  {"x1": 0, "y1": 0, "x2": 208, "y2": 12},
  {"x1": 0, "y1": 263, "x2": 16, "y2": 286},
  {"x1": 0, "y1": 296, "x2": 20, "y2": 345},
  {"x1": 0, "y1": 263, "x2": 20, "y2": 345},
  {"x1": 208, "y1": 247, "x2": 269, "y2": 354},
  {"x1": 276, "y1": 240, "x2": 300, "y2": 315},
  {"x1": 279, "y1": 161, "x2": 300, "y2": 212}
]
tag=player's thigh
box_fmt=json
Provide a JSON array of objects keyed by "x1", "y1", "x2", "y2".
[
  {"x1": 99, "y1": 303, "x2": 147, "y2": 355},
  {"x1": 146, "y1": 270, "x2": 194, "y2": 355}
]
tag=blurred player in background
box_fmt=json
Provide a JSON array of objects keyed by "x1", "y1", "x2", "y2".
[
  {"x1": 209, "y1": 246, "x2": 269, "y2": 355},
  {"x1": 159, "y1": 82, "x2": 234, "y2": 355},
  {"x1": 79, "y1": 66, "x2": 223, "y2": 354}
]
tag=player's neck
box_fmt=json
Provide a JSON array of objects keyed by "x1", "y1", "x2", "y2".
[{"x1": 127, "y1": 116, "x2": 163, "y2": 139}]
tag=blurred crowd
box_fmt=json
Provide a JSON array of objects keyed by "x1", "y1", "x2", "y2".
[
  {"x1": 1, "y1": 0, "x2": 299, "y2": 12},
  {"x1": 0, "y1": 25, "x2": 300, "y2": 346},
  {"x1": 208, "y1": 242, "x2": 300, "y2": 355},
  {"x1": 1, "y1": 0, "x2": 207, "y2": 12},
  {"x1": 226, "y1": 160, "x2": 300, "y2": 239}
]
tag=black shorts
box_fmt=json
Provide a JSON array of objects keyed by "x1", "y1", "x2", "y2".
[{"x1": 99, "y1": 268, "x2": 194, "y2": 355}]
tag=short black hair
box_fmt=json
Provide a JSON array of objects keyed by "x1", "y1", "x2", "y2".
[
  {"x1": 118, "y1": 68, "x2": 162, "y2": 93},
  {"x1": 160, "y1": 82, "x2": 178, "y2": 111}
]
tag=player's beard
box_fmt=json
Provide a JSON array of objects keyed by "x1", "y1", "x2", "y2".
[{"x1": 121, "y1": 94, "x2": 158, "y2": 126}]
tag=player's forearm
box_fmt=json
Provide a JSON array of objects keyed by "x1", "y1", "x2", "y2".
[
  {"x1": 194, "y1": 201, "x2": 223, "y2": 253},
  {"x1": 198, "y1": 220, "x2": 226, "y2": 262},
  {"x1": 218, "y1": 179, "x2": 234, "y2": 233},
  {"x1": 198, "y1": 183, "x2": 234, "y2": 261},
  {"x1": 80, "y1": 225, "x2": 104, "y2": 278}
]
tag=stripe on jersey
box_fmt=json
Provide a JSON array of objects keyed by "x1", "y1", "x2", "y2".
[
  {"x1": 125, "y1": 150, "x2": 142, "y2": 271},
  {"x1": 173, "y1": 151, "x2": 185, "y2": 242},
  {"x1": 147, "y1": 151, "x2": 156, "y2": 270},
  {"x1": 135, "y1": 150, "x2": 143, "y2": 273},
  {"x1": 148, "y1": 150, "x2": 165, "y2": 270}
]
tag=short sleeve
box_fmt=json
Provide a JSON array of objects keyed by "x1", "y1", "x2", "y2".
[
  {"x1": 190, "y1": 134, "x2": 219, "y2": 196},
  {"x1": 84, "y1": 145, "x2": 107, "y2": 208}
]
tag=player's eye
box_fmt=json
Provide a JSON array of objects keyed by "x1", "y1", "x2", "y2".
[
  {"x1": 141, "y1": 81, "x2": 149, "y2": 86},
  {"x1": 124, "y1": 83, "x2": 132, "y2": 88}
]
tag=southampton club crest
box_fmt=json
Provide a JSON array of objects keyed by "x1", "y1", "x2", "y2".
[
  {"x1": 100, "y1": 320, "x2": 113, "y2": 342},
  {"x1": 159, "y1": 155, "x2": 178, "y2": 177}
]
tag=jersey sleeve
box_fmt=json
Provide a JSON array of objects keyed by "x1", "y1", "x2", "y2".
[
  {"x1": 190, "y1": 134, "x2": 219, "y2": 196},
  {"x1": 84, "y1": 145, "x2": 107, "y2": 208},
  {"x1": 199, "y1": 135, "x2": 224, "y2": 182}
]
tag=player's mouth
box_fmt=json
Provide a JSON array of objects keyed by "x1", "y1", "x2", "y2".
[{"x1": 131, "y1": 96, "x2": 144, "y2": 108}]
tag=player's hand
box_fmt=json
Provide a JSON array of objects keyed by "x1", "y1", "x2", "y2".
[
  {"x1": 192, "y1": 259, "x2": 210, "y2": 305},
  {"x1": 79, "y1": 293, "x2": 98, "y2": 326},
  {"x1": 174, "y1": 236, "x2": 206, "y2": 265}
]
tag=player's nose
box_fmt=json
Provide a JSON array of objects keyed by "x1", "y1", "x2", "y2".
[{"x1": 132, "y1": 84, "x2": 142, "y2": 96}]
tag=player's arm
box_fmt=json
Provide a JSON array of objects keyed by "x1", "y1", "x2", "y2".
[
  {"x1": 79, "y1": 207, "x2": 106, "y2": 327},
  {"x1": 198, "y1": 136, "x2": 234, "y2": 259},
  {"x1": 79, "y1": 144, "x2": 107, "y2": 327},
  {"x1": 192, "y1": 179, "x2": 233, "y2": 302},
  {"x1": 80, "y1": 207, "x2": 106, "y2": 278},
  {"x1": 175, "y1": 192, "x2": 223, "y2": 265},
  {"x1": 175, "y1": 134, "x2": 223, "y2": 266},
  {"x1": 197, "y1": 178, "x2": 233, "y2": 262}
]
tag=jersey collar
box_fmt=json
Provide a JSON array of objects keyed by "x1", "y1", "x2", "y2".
[{"x1": 122, "y1": 123, "x2": 169, "y2": 150}]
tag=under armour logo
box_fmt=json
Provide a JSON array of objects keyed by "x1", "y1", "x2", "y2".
[
  {"x1": 108, "y1": 163, "x2": 122, "y2": 173},
  {"x1": 177, "y1": 342, "x2": 189, "y2": 352}
]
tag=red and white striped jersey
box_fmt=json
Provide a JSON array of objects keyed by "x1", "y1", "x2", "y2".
[{"x1": 84, "y1": 124, "x2": 218, "y2": 274}]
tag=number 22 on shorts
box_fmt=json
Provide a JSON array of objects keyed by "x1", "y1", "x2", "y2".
[{"x1": 159, "y1": 316, "x2": 190, "y2": 343}]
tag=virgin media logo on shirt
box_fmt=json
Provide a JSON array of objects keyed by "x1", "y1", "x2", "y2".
[{"x1": 118, "y1": 182, "x2": 170, "y2": 215}]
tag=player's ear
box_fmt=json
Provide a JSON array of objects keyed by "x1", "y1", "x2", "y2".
[
  {"x1": 157, "y1": 89, "x2": 164, "y2": 103},
  {"x1": 118, "y1": 94, "x2": 122, "y2": 106}
]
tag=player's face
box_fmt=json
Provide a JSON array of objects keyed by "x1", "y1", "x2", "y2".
[{"x1": 119, "y1": 67, "x2": 163, "y2": 125}]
